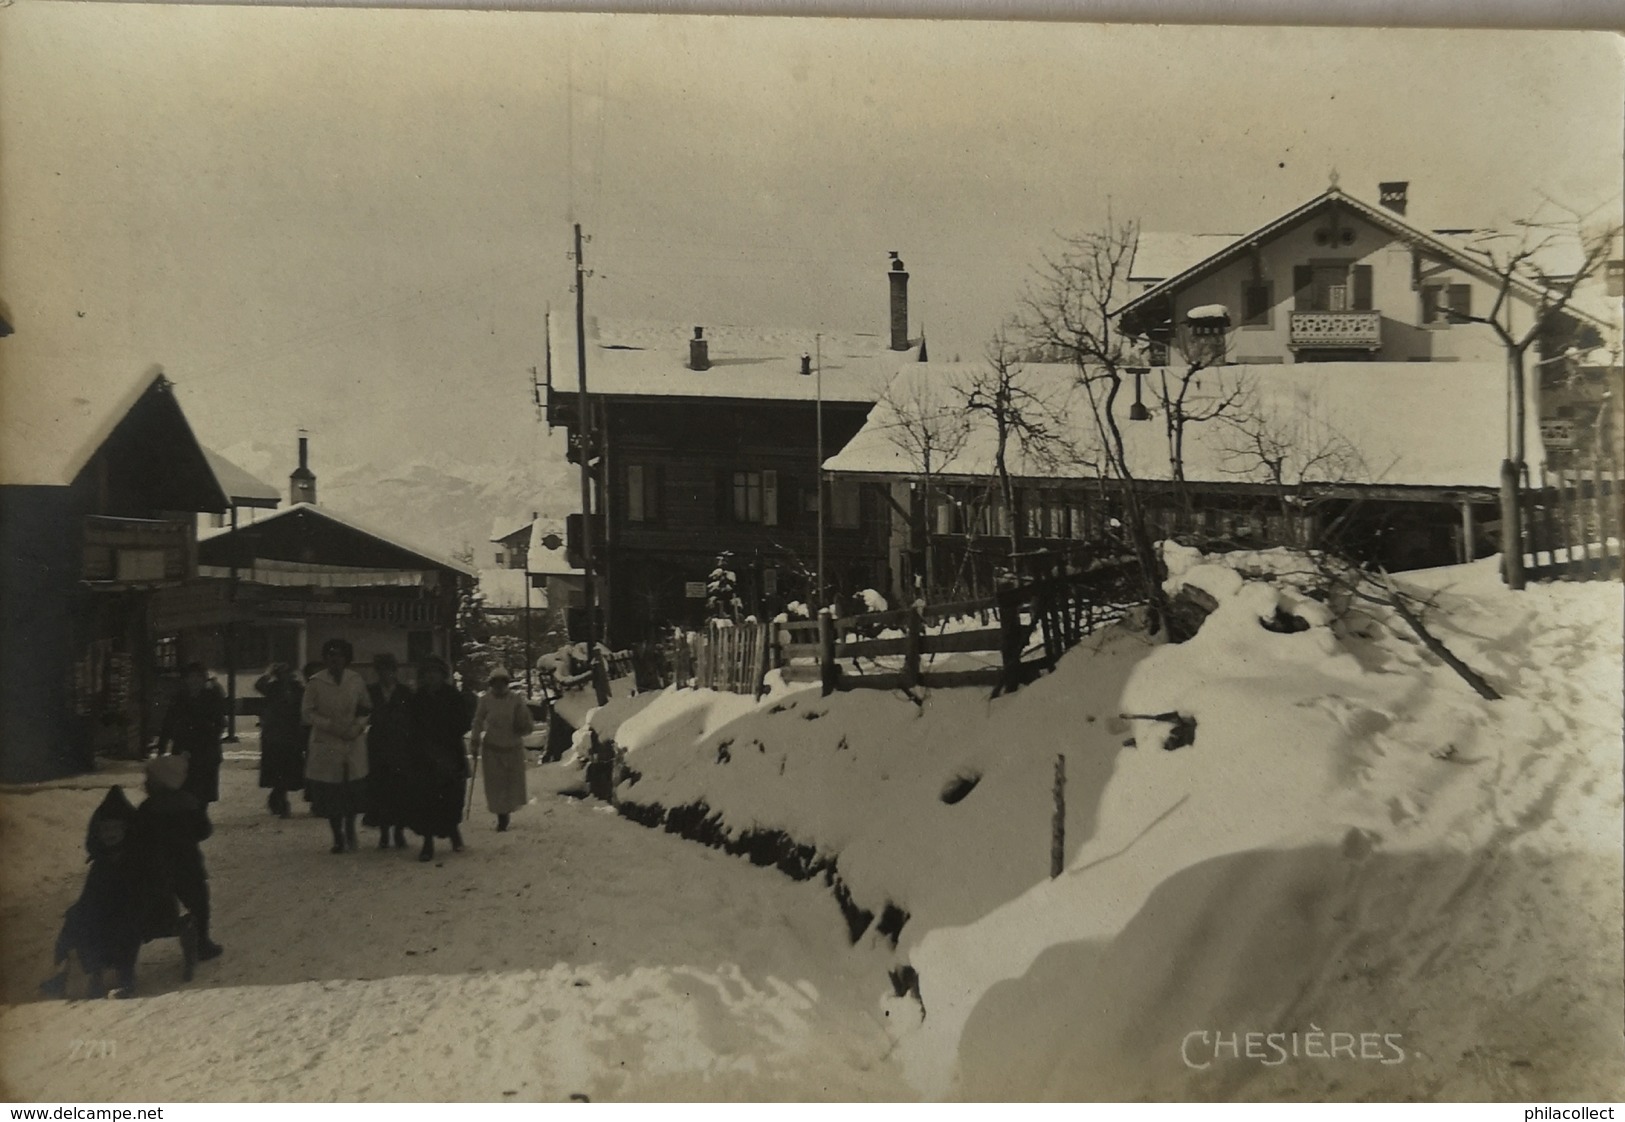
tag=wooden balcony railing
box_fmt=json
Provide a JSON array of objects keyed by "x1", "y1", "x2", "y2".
[{"x1": 1288, "y1": 310, "x2": 1382, "y2": 350}]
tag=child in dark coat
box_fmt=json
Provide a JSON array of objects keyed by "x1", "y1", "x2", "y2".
[
  {"x1": 129, "y1": 754, "x2": 223, "y2": 982},
  {"x1": 40, "y1": 786, "x2": 142, "y2": 999}
]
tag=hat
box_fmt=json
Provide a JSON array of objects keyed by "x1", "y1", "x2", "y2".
[
  {"x1": 321, "y1": 638, "x2": 354, "y2": 661},
  {"x1": 487, "y1": 667, "x2": 511, "y2": 681},
  {"x1": 145, "y1": 754, "x2": 189, "y2": 792}
]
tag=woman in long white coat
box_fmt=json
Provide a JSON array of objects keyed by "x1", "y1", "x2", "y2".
[
  {"x1": 470, "y1": 668, "x2": 534, "y2": 831},
  {"x1": 301, "y1": 638, "x2": 371, "y2": 853}
]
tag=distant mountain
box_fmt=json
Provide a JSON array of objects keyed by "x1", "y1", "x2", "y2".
[{"x1": 217, "y1": 437, "x2": 577, "y2": 559}]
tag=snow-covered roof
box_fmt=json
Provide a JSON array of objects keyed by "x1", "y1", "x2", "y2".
[
  {"x1": 199, "y1": 502, "x2": 476, "y2": 577},
  {"x1": 490, "y1": 514, "x2": 537, "y2": 544},
  {"x1": 825, "y1": 360, "x2": 1539, "y2": 493},
  {"x1": 477, "y1": 567, "x2": 536, "y2": 609},
  {"x1": 1130, "y1": 233, "x2": 1243, "y2": 283},
  {"x1": 202, "y1": 446, "x2": 280, "y2": 508},
  {"x1": 1118, "y1": 188, "x2": 1615, "y2": 335},
  {"x1": 547, "y1": 316, "x2": 922, "y2": 405},
  {"x1": 1, "y1": 366, "x2": 208, "y2": 489}
]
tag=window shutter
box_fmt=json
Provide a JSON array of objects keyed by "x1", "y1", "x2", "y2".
[
  {"x1": 1447, "y1": 283, "x2": 1472, "y2": 321},
  {"x1": 762, "y1": 470, "x2": 779, "y2": 527},
  {"x1": 647, "y1": 464, "x2": 663, "y2": 524},
  {"x1": 1353, "y1": 265, "x2": 1374, "y2": 311},
  {"x1": 1293, "y1": 265, "x2": 1313, "y2": 311},
  {"x1": 626, "y1": 464, "x2": 645, "y2": 523},
  {"x1": 717, "y1": 469, "x2": 732, "y2": 524},
  {"x1": 1421, "y1": 285, "x2": 1440, "y2": 324},
  {"x1": 779, "y1": 475, "x2": 797, "y2": 529}
]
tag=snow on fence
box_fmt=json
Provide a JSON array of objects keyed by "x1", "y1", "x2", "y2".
[
  {"x1": 1522, "y1": 459, "x2": 1623, "y2": 583},
  {"x1": 674, "y1": 618, "x2": 773, "y2": 698},
  {"x1": 774, "y1": 560, "x2": 1142, "y2": 696}
]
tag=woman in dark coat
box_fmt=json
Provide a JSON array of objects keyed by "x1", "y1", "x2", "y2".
[
  {"x1": 156, "y1": 663, "x2": 226, "y2": 805},
  {"x1": 41, "y1": 786, "x2": 142, "y2": 999},
  {"x1": 404, "y1": 657, "x2": 471, "y2": 862},
  {"x1": 255, "y1": 663, "x2": 306, "y2": 818},
  {"x1": 365, "y1": 653, "x2": 413, "y2": 849}
]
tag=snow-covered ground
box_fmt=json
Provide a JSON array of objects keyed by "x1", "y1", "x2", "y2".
[
  {"x1": 0, "y1": 752, "x2": 907, "y2": 1101},
  {"x1": 5, "y1": 552, "x2": 1621, "y2": 1101},
  {"x1": 583, "y1": 551, "x2": 1625, "y2": 1101}
]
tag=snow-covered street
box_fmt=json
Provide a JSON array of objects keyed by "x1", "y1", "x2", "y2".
[{"x1": 0, "y1": 754, "x2": 909, "y2": 1101}]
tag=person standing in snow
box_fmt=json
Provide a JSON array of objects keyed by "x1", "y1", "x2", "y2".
[
  {"x1": 255, "y1": 662, "x2": 305, "y2": 818},
  {"x1": 365, "y1": 653, "x2": 413, "y2": 850},
  {"x1": 470, "y1": 667, "x2": 534, "y2": 832},
  {"x1": 155, "y1": 663, "x2": 227, "y2": 805},
  {"x1": 404, "y1": 657, "x2": 470, "y2": 862},
  {"x1": 301, "y1": 638, "x2": 371, "y2": 853}
]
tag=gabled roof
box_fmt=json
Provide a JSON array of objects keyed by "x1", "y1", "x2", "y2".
[
  {"x1": 546, "y1": 316, "x2": 922, "y2": 405},
  {"x1": 198, "y1": 502, "x2": 475, "y2": 577},
  {"x1": 202, "y1": 446, "x2": 280, "y2": 509},
  {"x1": 1117, "y1": 187, "x2": 1614, "y2": 334},
  {"x1": 1129, "y1": 233, "x2": 1244, "y2": 284},
  {"x1": 490, "y1": 514, "x2": 537, "y2": 545},
  {"x1": 826, "y1": 359, "x2": 1541, "y2": 494}
]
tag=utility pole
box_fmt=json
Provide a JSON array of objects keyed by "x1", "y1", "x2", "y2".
[
  {"x1": 816, "y1": 333, "x2": 825, "y2": 611},
  {"x1": 573, "y1": 223, "x2": 597, "y2": 652}
]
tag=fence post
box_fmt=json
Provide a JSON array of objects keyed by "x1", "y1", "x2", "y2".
[
  {"x1": 996, "y1": 584, "x2": 1024, "y2": 694},
  {"x1": 1051, "y1": 753, "x2": 1066, "y2": 878},
  {"x1": 903, "y1": 604, "x2": 923, "y2": 691},
  {"x1": 818, "y1": 607, "x2": 837, "y2": 697}
]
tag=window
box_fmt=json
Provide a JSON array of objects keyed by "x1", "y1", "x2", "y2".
[
  {"x1": 1293, "y1": 262, "x2": 1374, "y2": 312},
  {"x1": 729, "y1": 470, "x2": 777, "y2": 525},
  {"x1": 1240, "y1": 280, "x2": 1273, "y2": 326},
  {"x1": 153, "y1": 634, "x2": 179, "y2": 673},
  {"x1": 1446, "y1": 283, "x2": 1472, "y2": 322},
  {"x1": 1607, "y1": 260, "x2": 1623, "y2": 298},
  {"x1": 627, "y1": 463, "x2": 661, "y2": 524},
  {"x1": 829, "y1": 479, "x2": 861, "y2": 529}
]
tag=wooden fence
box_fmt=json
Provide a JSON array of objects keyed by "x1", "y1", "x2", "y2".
[
  {"x1": 673, "y1": 619, "x2": 774, "y2": 698},
  {"x1": 1522, "y1": 461, "x2": 1623, "y2": 582},
  {"x1": 775, "y1": 560, "x2": 1141, "y2": 696}
]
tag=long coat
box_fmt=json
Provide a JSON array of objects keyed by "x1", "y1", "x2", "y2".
[
  {"x1": 472, "y1": 690, "x2": 535, "y2": 816},
  {"x1": 256, "y1": 674, "x2": 306, "y2": 791},
  {"x1": 365, "y1": 681, "x2": 413, "y2": 827},
  {"x1": 301, "y1": 669, "x2": 370, "y2": 785},
  {"x1": 159, "y1": 685, "x2": 226, "y2": 804},
  {"x1": 54, "y1": 787, "x2": 141, "y2": 976},
  {"x1": 404, "y1": 684, "x2": 471, "y2": 838},
  {"x1": 128, "y1": 787, "x2": 212, "y2": 943}
]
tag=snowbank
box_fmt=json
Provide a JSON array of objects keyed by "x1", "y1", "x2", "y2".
[{"x1": 602, "y1": 547, "x2": 1624, "y2": 1100}]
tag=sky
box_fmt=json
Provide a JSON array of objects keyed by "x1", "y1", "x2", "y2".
[{"x1": 1, "y1": 5, "x2": 1621, "y2": 490}]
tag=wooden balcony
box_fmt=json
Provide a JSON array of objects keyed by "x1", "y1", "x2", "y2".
[
  {"x1": 1288, "y1": 310, "x2": 1382, "y2": 350},
  {"x1": 82, "y1": 515, "x2": 192, "y2": 586}
]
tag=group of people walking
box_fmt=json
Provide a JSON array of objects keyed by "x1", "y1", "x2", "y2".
[
  {"x1": 255, "y1": 638, "x2": 536, "y2": 862},
  {"x1": 46, "y1": 639, "x2": 538, "y2": 999}
]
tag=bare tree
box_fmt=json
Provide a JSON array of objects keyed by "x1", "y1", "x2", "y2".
[
  {"x1": 1442, "y1": 199, "x2": 1622, "y2": 588},
  {"x1": 957, "y1": 324, "x2": 1072, "y2": 577},
  {"x1": 876, "y1": 368, "x2": 971, "y2": 599},
  {"x1": 1021, "y1": 219, "x2": 1171, "y2": 627},
  {"x1": 1152, "y1": 324, "x2": 1252, "y2": 515},
  {"x1": 1217, "y1": 387, "x2": 1370, "y2": 549}
]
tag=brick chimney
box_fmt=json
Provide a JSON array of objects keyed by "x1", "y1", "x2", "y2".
[
  {"x1": 289, "y1": 431, "x2": 316, "y2": 505},
  {"x1": 689, "y1": 326, "x2": 710, "y2": 371},
  {"x1": 888, "y1": 252, "x2": 910, "y2": 351},
  {"x1": 1378, "y1": 181, "x2": 1409, "y2": 216}
]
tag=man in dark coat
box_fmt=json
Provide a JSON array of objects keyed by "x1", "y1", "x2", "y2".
[
  {"x1": 255, "y1": 663, "x2": 306, "y2": 818},
  {"x1": 156, "y1": 662, "x2": 226, "y2": 805},
  {"x1": 41, "y1": 786, "x2": 142, "y2": 999},
  {"x1": 404, "y1": 657, "x2": 471, "y2": 862},
  {"x1": 365, "y1": 653, "x2": 413, "y2": 849},
  {"x1": 130, "y1": 754, "x2": 222, "y2": 980}
]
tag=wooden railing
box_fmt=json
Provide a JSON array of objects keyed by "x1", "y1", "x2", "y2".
[
  {"x1": 673, "y1": 619, "x2": 774, "y2": 697},
  {"x1": 1288, "y1": 310, "x2": 1382, "y2": 349},
  {"x1": 773, "y1": 560, "x2": 1142, "y2": 695}
]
